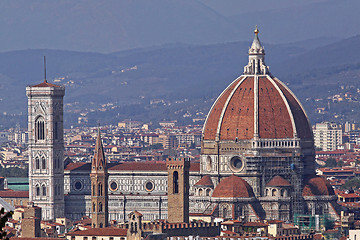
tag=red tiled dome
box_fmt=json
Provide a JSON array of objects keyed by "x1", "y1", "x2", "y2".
[
  {"x1": 212, "y1": 175, "x2": 255, "y2": 198},
  {"x1": 195, "y1": 175, "x2": 213, "y2": 187},
  {"x1": 302, "y1": 175, "x2": 335, "y2": 196},
  {"x1": 203, "y1": 76, "x2": 312, "y2": 141},
  {"x1": 266, "y1": 175, "x2": 291, "y2": 187}
]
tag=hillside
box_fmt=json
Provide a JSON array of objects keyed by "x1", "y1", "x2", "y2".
[{"x1": 1, "y1": 34, "x2": 360, "y2": 128}]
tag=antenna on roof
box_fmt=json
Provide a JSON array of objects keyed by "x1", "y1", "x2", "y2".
[{"x1": 44, "y1": 56, "x2": 47, "y2": 83}]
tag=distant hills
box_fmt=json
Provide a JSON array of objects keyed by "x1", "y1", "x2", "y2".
[{"x1": 1, "y1": 33, "x2": 360, "y2": 128}]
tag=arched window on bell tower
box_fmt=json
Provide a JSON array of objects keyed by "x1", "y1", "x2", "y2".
[
  {"x1": 98, "y1": 183, "x2": 103, "y2": 196},
  {"x1": 35, "y1": 157, "x2": 40, "y2": 169},
  {"x1": 173, "y1": 171, "x2": 179, "y2": 194},
  {"x1": 35, "y1": 117, "x2": 45, "y2": 140},
  {"x1": 42, "y1": 185, "x2": 47, "y2": 196},
  {"x1": 36, "y1": 185, "x2": 40, "y2": 196},
  {"x1": 42, "y1": 157, "x2": 46, "y2": 169}
]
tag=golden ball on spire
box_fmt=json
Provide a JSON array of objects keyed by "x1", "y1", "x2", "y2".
[{"x1": 254, "y1": 25, "x2": 259, "y2": 35}]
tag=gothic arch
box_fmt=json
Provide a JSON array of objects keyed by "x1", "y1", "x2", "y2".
[
  {"x1": 42, "y1": 184, "x2": 47, "y2": 196},
  {"x1": 35, "y1": 116, "x2": 45, "y2": 140},
  {"x1": 42, "y1": 156, "x2": 46, "y2": 169},
  {"x1": 35, "y1": 184, "x2": 40, "y2": 196},
  {"x1": 35, "y1": 156, "x2": 40, "y2": 169},
  {"x1": 98, "y1": 183, "x2": 103, "y2": 196}
]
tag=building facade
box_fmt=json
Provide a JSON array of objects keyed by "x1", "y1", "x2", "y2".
[
  {"x1": 313, "y1": 122, "x2": 342, "y2": 151},
  {"x1": 26, "y1": 80, "x2": 65, "y2": 220}
]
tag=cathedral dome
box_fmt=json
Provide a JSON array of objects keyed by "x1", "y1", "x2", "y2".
[
  {"x1": 212, "y1": 175, "x2": 255, "y2": 198},
  {"x1": 302, "y1": 176, "x2": 335, "y2": 196},
  {"x1": 202, "y1": 28, "x2": 312, "y2": 142}
]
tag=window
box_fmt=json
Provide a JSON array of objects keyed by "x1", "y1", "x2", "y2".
[
  {"x1": 223, "y1": 207, "x2": 227, "y2": 218},
  {"x1": 272, "y1": 189, "x2": 277, "y2": 197},
  {"x1": 36, "y1": 185, "x2": 40, "y2": 196},
  {"x1": 93, "y1": 202, "x2": 96, "y2": 212},
  {"x1": 35, "y1": 157, "x2": 40, "y2": 169},
  {"x1": 173, "y1": 171, "x2": 179, "y2": 194},
  {"x1": 206, "y1": 189, "x2": 211, "y2": 196},
  {"x1": 42, "y1": 185, "x2": 46, "y2": 196},
  {"x1": 280, "y1": 189, "x2": 285, "y2": 197},
  {"x1": 36, "y1": 117, "x2": 45, "y2": 140},
  {"x1": 42, "y1": 157, "x2": 46, "y2": 169},
  {"x1": 93, "y1": 184, "x2": 96, "y2": 195},
  {"x1": 99, "y1": 202, "x2": 103, "y2": 212},
  {"x1": 74, "y1": 181, "x2": 82, "y2": 190},
  {"x1": 98, "y1": 183, "x2": 103, "y2": 196}
]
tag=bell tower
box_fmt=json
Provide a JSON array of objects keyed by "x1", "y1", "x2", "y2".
[
  {"x1": 26, "y1": 78, "x2": 65, "y2": 220},
  {"x1": 166, "y1": 157, "x2": 190, "y2": 223},
  {"x1": 90, "y1": 129, "x2": 108, "y2": 228}
]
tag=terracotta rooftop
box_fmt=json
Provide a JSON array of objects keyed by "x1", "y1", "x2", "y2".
[
  {"x1": 212, "y1": 175, "x2": 255, "y2": 198},
  {"x1": 302, "y1": 175, "x2": 335, "y2": 196},
  {"x1": 194, "y1": 175, "x2": 213, "y2": 187},
  {"x1": 66, "y1": 161, "x2": 200, "y2": 172},
  {"x1": 242, "y1": 222, "x2": 268, "y2": 227},
  {"x1": 203, "y1": 75, "x2": 312, "y2": 141},
  {"x1": 11, "y1": 238, "x2": 62, "y2": 240},
  {"x1": 0, "y1": 190, "x2": 29, "y2": 198},
  {"x1": 31, "y1": 80, "x2": 60, "y2": 88},
  {"x1": 67, "y1": 228, "x2": 127, "y2": 236},
  {"x1": 266, "y1": 175, "x2": 291, "y2": 187}
]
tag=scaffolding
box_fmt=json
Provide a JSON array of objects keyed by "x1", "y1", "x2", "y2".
[
  {"x1": 294, "y1": 214, "x2": 334, "y2": 233},
  {"x1": 248, "y1": 146, "x2": 305, "y2": 220}
]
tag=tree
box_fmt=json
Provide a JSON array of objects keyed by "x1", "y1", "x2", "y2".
[
  {"x1": 0, "y1": 208, "x2": 13, "y2": 240},
  {"x1": 341, "y1": 178, "x2": 360, "y2": 190},
  {"x1": 337, "y1": 160, "x2": 344, "y2": 167},
  {"x1": 324, "y1": 157, "x2": 337, "y2": 168}
]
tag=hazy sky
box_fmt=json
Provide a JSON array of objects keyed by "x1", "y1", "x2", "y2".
[
  {"x1": 0, "y1": 0, "x2": 356, "y2": 52},
  {"x1": 199, "y1": 0, "x2": 328, "y2": 16}
]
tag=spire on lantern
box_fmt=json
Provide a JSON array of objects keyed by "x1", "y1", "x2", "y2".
[{"x1": 243, "y1": 26, "x2": 269, "y2": 75}]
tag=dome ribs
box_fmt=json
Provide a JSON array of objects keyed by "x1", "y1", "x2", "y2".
[
  {"x1": 220, "y1": 77, "x2": 254, "y2": 140},
  {"x1": 272, "y1": 78, "x2": 312, "y2": 140},
  {"x1": 203, "y1": 77, "x2": 243, "y2": 140},
  {"x1": 258, "y1": 76, "x2": 293, "y2": 139}
]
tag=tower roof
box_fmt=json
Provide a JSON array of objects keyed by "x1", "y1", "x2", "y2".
[
  {"x1": 194, "y1": 175, "x2": 214, "y2": 187},
  {"x1": 266, "y1": 175, "x2": 291, "y2": 187},
  {"x1": 92, "y1": 128, "x2": 106, "y2": 172},
  {"x1": 31, "y1": 80, "x2": 61, "y2": 88}
]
